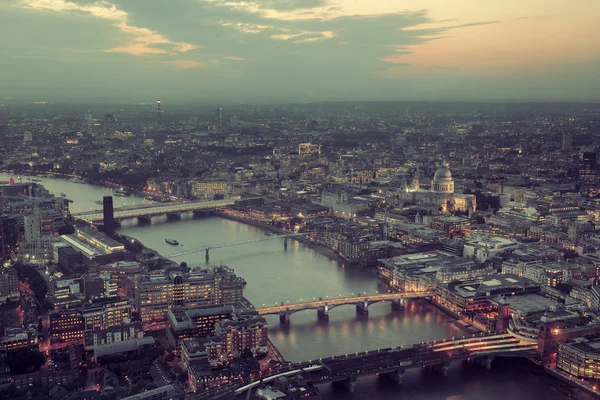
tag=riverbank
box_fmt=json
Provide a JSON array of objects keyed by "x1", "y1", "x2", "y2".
[{"x1": 214, "y1": 210, "x2": 346, "y2": 264}]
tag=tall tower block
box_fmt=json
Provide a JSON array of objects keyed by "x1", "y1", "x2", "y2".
[{"x1": 103, "y1": 196, "x2": 115, "y2": 237}]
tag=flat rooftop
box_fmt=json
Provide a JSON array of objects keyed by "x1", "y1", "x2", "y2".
[{"x1": 505, "y1": 294, "x2": 558, "y2": 315}]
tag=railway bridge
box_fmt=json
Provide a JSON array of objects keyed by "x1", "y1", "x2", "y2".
[
  {"x1": 191, "y1": 333, "x2": 539, "y2": 399},
  {"x1": 73, "y1": 198, "x2": 235, "y2": 222}
]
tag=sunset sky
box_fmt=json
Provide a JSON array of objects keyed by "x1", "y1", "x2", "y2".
[{"x1": 1, "y1": 0, "x2": 599, "y2": 102}]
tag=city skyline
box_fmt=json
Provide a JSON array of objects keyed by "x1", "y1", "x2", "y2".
[{"x1": 1, "y1": 0, "x2": 599, "y2": 102}]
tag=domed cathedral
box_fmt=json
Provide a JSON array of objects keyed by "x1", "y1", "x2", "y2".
[
  {"x1": 431, "y1": 164, "x2": 455, "y2": 193},
  {"x1": 396, "y1": 163, "x2": 476, "y2": 214}
]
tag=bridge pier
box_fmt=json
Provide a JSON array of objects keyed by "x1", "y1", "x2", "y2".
[
  {"x1": 205, "y1": 249, "x2": 210, "y2": 263},
  {"x1": 485, "y1": 355, "x2": 494, "y2": 370},
  {"x1": 166, "y1": 212, "x2": 181, "y2": 220},
  {"x1": 193, "y1": 209, "x2": 212, "y2": 218},
  {"x1": 339, "y1": 376, "x2": 357, "y2": 393},
  {"x1": 391, "y1": 298, "x2": 405, "y2": 311},
  {"x1": 279, "y1": 309, "x2": 290, "y2": 324},
  {"x1": 356, "y1": 299, "x2": 369, "y2": 315},
  {"x1": 284, "y1": 237, "x2": 288, "y2": 251},
  {"x1": 382, "y1": 367, "x2": 405, "y2": 385},
  {"x1": 137, "y1": 216, "x2": 152, "y2": 225},
  {"x1": 317, "y1": 305, "x2": 329, "y2": 320}
]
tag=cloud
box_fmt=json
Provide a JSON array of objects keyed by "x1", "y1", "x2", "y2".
[
  {"x1": 19, "y1": 0, "x2": 195, "y2": 56},
  {"x1": 219, "y1": 21, "x2": 273, "y2": 33},
  {"x1": 224, "y1": 56, "x2": 247, "y2": 61},
  {"x1": 161, "y1": 60, "x2": 213, "y2": 69},
  {"x1": 211, "y1": 0, "x2": 328, "y2": 12}
]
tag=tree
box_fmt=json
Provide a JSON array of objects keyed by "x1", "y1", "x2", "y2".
[{"x1": 7, "y1": 349, "x2": 46, "y2": 375}]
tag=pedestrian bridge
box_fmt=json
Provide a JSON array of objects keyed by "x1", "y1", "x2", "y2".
[
  {"x1": 256, "y1": 291, "x2": 433, "y2": 322},
  {"x1": 73, "y1": 198, "x2": 235, "y2": 222},
  {"x1": 191, "y1": 333, "x2": 539, "y2": 399}
]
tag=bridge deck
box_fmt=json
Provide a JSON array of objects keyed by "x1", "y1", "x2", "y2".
[{"x1": 257, "y1": 291, "x2": 433, "y2": 315}]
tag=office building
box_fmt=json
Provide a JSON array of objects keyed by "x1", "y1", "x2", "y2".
[
  {"x1": 82, "y1": 296, "x2": 131, "y2": 331},
  {"x1": 1, "y1": 327, "x2": 38, "y2": 351},
  {"x1": 0, "y1": 268, "x2": 19, "y2": 303},
  {"x1": 166, "y1": 305, "x2": 235, "y2": 347},
  {"x1": 136, "y1": 267, "x2": 243, "y2": 324},
  {"x1": 83, "y1": 321, "x2": 143, "y2": 350},
  {"x1": 49, "y1": 311, "x2": 84, "y2": 343},
  {"x1": 558, "y1": 337, "x2": 600, "y2": 379}
]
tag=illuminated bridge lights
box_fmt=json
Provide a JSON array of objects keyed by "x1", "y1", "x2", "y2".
[{"x1": 256, "y1": 291, "x2": 433, "y2": 316}]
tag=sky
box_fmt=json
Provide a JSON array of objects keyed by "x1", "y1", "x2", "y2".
[{"x1": 1, "y1": 0, "x2": 599, "y2": 103}]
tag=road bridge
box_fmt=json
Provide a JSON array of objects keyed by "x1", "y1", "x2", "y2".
[
  {"x1": 73, "y1": 198, "x2": 234, "y2": 222},
  {"x1": 256, "y1": 291, "x2": 433, "y2": 323},
  {"x1": 164, "y1": 232, "x2": 310, "y2": 262},
  {"x1": 191, "y1": 334, "x2": 539, "y2": 399}
]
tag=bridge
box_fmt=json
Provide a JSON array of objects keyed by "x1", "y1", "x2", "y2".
[
  {"x1": 191, "y1": 333, "x2": 539, "y2": 399},
  {"x1": 164, "y1": 232, "x2": 311, "y2": 262},
  {"x1": 73, "y1": 198, "x2": 235, "y2": 222},
  {"x1": 256, "y1": 291, "x2": 433, "y2": 323}
]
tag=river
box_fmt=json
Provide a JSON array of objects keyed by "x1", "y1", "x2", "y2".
[{"x1": 4, "y1": 173, "x2": 588, "y2": 399}]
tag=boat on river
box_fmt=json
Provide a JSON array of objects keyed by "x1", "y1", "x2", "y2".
[{"x1": 165, "y1": 239, "x2": 179, "y2": 245}]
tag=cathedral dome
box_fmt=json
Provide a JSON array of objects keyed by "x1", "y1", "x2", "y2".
[
  {"x1": 433, "y1": 166, "x2": 452, "y2": 181},
  {"x1": 431, "y1": 165, "x2": 454, "y2": 193}
]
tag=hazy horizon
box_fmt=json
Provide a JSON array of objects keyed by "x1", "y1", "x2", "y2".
[{"x1": 2, "y1": 0, "x2": 599, "y2": 103}]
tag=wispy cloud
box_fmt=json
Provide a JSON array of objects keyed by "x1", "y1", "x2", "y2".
[
  {"x1": 219, "y1": 21, "x2": 273, "y2": 33},
  {"x1": 19, "y1": 0, "x2": 196, "y2": 56},
  {"x1": 161, "y1": 59, "x2": 215, "y2": 69},
  {"x1": 224, "y1": 56, "x2": 247, "y2": 61}
]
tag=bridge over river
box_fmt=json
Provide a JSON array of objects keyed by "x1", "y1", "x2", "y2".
[
  {"x1": 256, "y1": 291, "x2": 434, "y2": 323},
  {"x1": 191, "y1": 333, "x2": 539, "y2": 399},
  {"x1": 72, "y1": 198, "x2": 235, "y2": 222}
]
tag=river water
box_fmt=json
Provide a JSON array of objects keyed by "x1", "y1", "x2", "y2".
[{"x1": 4, "y1": 173, "x2": 587, "y2": 399}]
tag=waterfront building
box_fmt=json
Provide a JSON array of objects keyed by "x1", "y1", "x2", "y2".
[
  {"x1": 433, "y1": 274, "x2": 540, "y2": 317},
  {"x1": 182, "y1": 315, "x2": 268, "y2": 368},
  {"x1": 378, "y1": 251, "x2": 483, "y2": 292},
  {"x1": 558, "y1": 336, "x2": 600, "y2": 379},
  {"x1": 135, "y1": 266, "x2": 243, "y2": 324},
  {"x1": 60, "y1": 225, "x2": 126, "y2": 264},
  {"x1": 213, "y1": 315, "x2": 268, "y2": 363},
  {"x1": 189, "y1": 180, "x2": 230, "y2": 199}
]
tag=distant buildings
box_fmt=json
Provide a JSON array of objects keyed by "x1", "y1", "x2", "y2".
[
  {"x1": 397, "y1": 165, "x2": 476, "y2": 214},
  {"x1": 0, "y1": 267, "x2": 19, "y2": 303}
]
